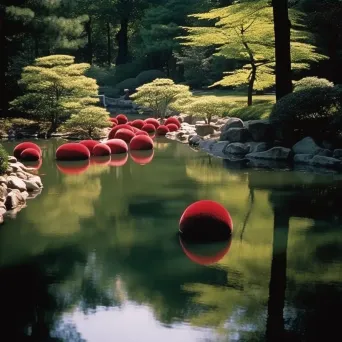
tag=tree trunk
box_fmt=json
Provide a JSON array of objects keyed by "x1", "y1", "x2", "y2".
[
  {"x1": 85, "y1": 18, "x2": 93, "y2": 65},
  {"x1": 247, "y1": 66, "x2": 256, "y2": 106},
  {"x1": 107, "y1": 21, "x2": 111, "y2": 67},
  {"x1": 272, "y1": 0, "x2": 292, "y2": 100},
  {"x1": 115, "y1": 18, "x2": 129, "y2": 65},
  {"x1": 0, "y1": 6, "x2": 8, "y2": 112}
]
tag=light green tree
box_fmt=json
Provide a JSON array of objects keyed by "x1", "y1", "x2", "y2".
[
  {"x1": 10, "y1": 55, "x2": 101, "y2": 131},
  {"x1": 180, "y1": 0, "x2": 327, "y2": 106},
  {"x1": 131, "y1": 78, "x2": 192, "y2": 119}
]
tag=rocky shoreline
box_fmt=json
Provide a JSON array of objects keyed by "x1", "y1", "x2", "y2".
[
  {"x1": 168, "y1": 114, "x2": 342, "y2": 173},
  {"x1": 0, "y1": 156, "x2": 43, "y2": 225}
]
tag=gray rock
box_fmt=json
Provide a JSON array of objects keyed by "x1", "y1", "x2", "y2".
[
  {"x1": 293, "y1": 154, "x2": 313, "y2": 164},
  {"x1": 316, "y1": 149, "x2": 332, "y2": 157},
  {"x1": 195, "y1": 124, "x2": 215, "y2": 137},
  {"x1": 16, "y1": 171, "x2": 28, "y2": 180},
  {"x1": 247, "y1": 142, "x2": 270, "y2": 153},
  {"x1": 8, "y1": 156, "x2": 17, "y2": 163},
  {"x1": 21, "y1": 191, "x2": 29, "y2": 201},
  {"x1": 246, "y1": 147, "x2": 292, "y2": 161},
  {"x1": 189, "y1": 135, "x2": 202, "y2": 147},
  {"x1": 7, "y1": 176, "x2": 27, "y2": 192},
  {"x1": 310, "y1": 155, "x2": 342, "y2": 168},
  {"x1": 333, "y1": 149, "x2": 342, "y2": 159},
  {"x1": 210, "y1": 141, "x2": 230, "y2": 157},
  {"x1": 199, "y1": 139, "x2": 216, "y2": 152},
  {"x1": 246, "y1": 119, "x2": 273, "y2": 142},
  {"x1": 225, "y1": 143, "x2": 250, "y2": 155},
  {"x1": 221, "y1": 117, "x2": 244, "y2": 132},
  {"x1": 0, "y1": 176, "x2": 7, "y2": 185},
  {"x1": 5, "y1": 189, "x2": 25, "y2": 210},
  {"x1": 292, "y1": 137, "x2": 322, "y2": 155},
  {"x1": 23, "y1": 179, "x2": 41, "y2": 192},
  {"x1": 28, "y1": 176, "x2": 43, "y2": 188},
  {"x1": 221, "y1": 127, "x2": 251, "y2": 143}
]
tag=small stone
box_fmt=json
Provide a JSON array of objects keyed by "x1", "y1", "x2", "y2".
[
  {"x1": 189, "y1": 135, "x2": 202, "y2": 147},
  {"x1": 8, "y1": 156, "x2": 17, "y2": 163},
  {"x1": 224, "y1": 142, "x2": 250, "y2": 155},
  {"x1": 5, "y1": 189, "x2": 25, "y2": 210},
  {"x1": 23, "y1": 179, "x2": 41, "y2": 192},
  {"x1": 246, "y1": 147, "x2": 292, "y2": 161},
  {"x1": 310, "y1": 155, "x2": 342, "y2": 168},
  {"x1": 293, "y1": 154, "x2": 313, "y2": 164},
  {"x1": 292, "y1": 137, "x2": 322, "y2": 155},
  {"x1": 195, "y1": 124, "x2": 215, "y2": 137},
  {"x1": 7, "y1": 176, "x2": 27, "y2": 192},
  {"x1": 0, "y1": 176, "x2": 7, "y2": 185}
]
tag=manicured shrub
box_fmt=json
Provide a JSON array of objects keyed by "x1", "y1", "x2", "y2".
[
  {"x1": 294, "y1": 77, "x2": 334, "y2": 92},
  {"x1": 0, "y1": 144, "x2": 8, "y2": 175},
  {"x1": 20, "y1": 148, "x2": 40, "y2": 161},
  {"x1": 108, "y1": 124, "x2": 134, "y2": 139},
  {"x1": 136, "y1": 69, "x2": 166, "y2": 86},
  {"x1": 79, "y1": 140, "x2": 99, "y2": 155},
  {"x1": 144, "y1": 118, "x2": 160, "y2": 129},
  {"x1": 156, "y1": 125, "x2": 169, "y2": 136},
  {"x1": 131, "y1": 119, "x2": 145, "y2": 129},
  {"x1": 165, "y1": 117, "x2": 181, "y2": 128},
  {"x1": 129, "y1": 135, "x2": 154, "y2": 151},
  {"x1": 115, "y1": 78, "x2": 139, "y2": 92},
  {"x1": 114, "y1": 128, "x2": 135, "y2": 143},
  {"x1": 130, "y1": 150, "x2": 154, "y2": 165},
  {"x1": 141, "y1": 123, "x2": 156, "y2": 134},
  {"x1": 56, "y1": 143, "x2": 90, "y2": 161},
  {"x1": 105, "y1": 139, "x2": 128, "y2": 154},
  {"x1": 14, "y1": 142, "x2": 42, "y2": 159},
  {"x1": 116, "y1": 114, "x2": 128, "y2": 124},
  {"x1": 166, "y1": 123, "x2": 179, "y2": 132},
  {"x1": 93, "y1": 143, "x2": 111, "y2": 156}
]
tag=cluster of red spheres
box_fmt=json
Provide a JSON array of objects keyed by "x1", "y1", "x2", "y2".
[{"x1": 13, "y1": 142, "x2": 43, "y2": 170}]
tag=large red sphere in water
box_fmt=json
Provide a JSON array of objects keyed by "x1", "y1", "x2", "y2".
[
  {"x1": 165, "y1": 117, "x2": 181, "y2": 128},
  {"x1": 20, "y1": 148, "x2": 41, "y2": 161},
  {"x1": 131, "y1": 119, "x2": 145, "y2": 129},
  {"x1": 179, "y1": 200, "x2": 233, "y2": 242},
  {"x1": 156, "y1": 125, "x2": 170, "y2": 136},
  {"x1": 109, "y1": 117, "x2": 118, "y2": 124},
  {"x1": 144, "y1": 118, "x2": 160, "y2": 129},
  {"x1": 108, "y1": 124, "x2": 134, "y2": 139},
  {"x1": 129, "y1": 135, "x2": 154, "y2": 151},
  {"x1": 93, "y1": 143, "x2": 111, "y2": 156},
  {"x1": 130, "y1": 150, "x2": 154, "y2": 165},
  {"x1": 141, "y1": 123, "x2": 156, "y2": 134},
  {"x1": 56, "y1": 160, "x2": 90, "y2": 175},
  {"x1": 14, "y1": 142, "x2": 42, "y2": 159},
  {"x1": 105, "y1": 139, "x2": 128, "y2": 154},
  {"x1": 56, "y1": 143, "x2": 90, "y2": 161},
  {"x1": 114, "y1": 128, "x2": 135, "y2": 143},
  {"x1": 79, "y1": 140, "x2": 99, "y2": 155},
  {"x1": 135, "y1": 130, "x2": 149, "y2": 137},
  {"x1": 166, "y1": 123, "x2": 179, "y2": 132},
  {"x1": 116, "y1": 114, "x2": 128, "y2": 124}
]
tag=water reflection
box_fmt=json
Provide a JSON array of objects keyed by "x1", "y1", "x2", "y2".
[
  {"x1": 56, "y1": 160, "x2": 90, "y2": 175},
  {"x1": 130, "y1": 150, "x2": 154, "y2": 165}
]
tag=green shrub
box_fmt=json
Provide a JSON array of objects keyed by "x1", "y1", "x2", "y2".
[
  {"x1": 294, "y1": 77, "x2": 334, "y2": 92},
  {"x1": 115, "y1": 78, "x2": 140, "y2": 93},
  {"x1": 269, "y1": 86, "x2": 342, "y2": 140},
  {"x1": 136, "y1": 70, "x2": 166, "y2": 86},
  {"x1": 229, "y1": 102, "x2": 273, "y2": 121},
  {"x1": 0, "y1": 144, "x2": 8, "y2": 175}
]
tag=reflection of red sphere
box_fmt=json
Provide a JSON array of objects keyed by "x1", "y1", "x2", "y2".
[
  {"x1": 179, "y1": 200, "x2": 233, "y2": 242},
  {"x1": 20, "y1": 148, "x2": 40, "y2": 161},
  {"x1": 14, "y1": 142, "x2": 42, "y2": 159},
  {"x1": 130, "y1": 135, "x2": 154, "y2": 150},
  {"x1": 179, "y1": 237, "x2": 232, "y2": 266},
  {"x1": 135, "y1": 130, "x2": 149, "y2": 136},
  {"x1": 56, "y1": 143, "x2": 90, "y2": 161},
  {"x1": 108, "y1": 124, "x2": 134, "y2": 139},
  {"x1": 141, "y1": 123, "x2": 156, "y2": 134},
  {"x1": 115, "y1": 128, "x2": 135, "y2": 143},
  {"x1": 22, "y1": 158, "x2": 43, "y2": 170},
  {"x1": 130, "y1": 150, "x2": 154, "y2": 165},
  {"x1": 93, "y1": 143, "x2": 111, "y2": 156},
  {"x1": 109, "y1": 153, "x2": 128, "y2": 167},
  {"x1": 56, "y1": 160, "x2": 90, "y2": 175},
  {"x1": 105, "y1": 139, "x2": 128, "y2": 154},
  {"x1": 79, "y1": 140, "x2": 99, "y2": 154},
  {"x1": 144, "y1": 118, "x2": 160, "y2": 129},
  {"x1": 165, "y1": 117, "x2": 181, "y2": 128},
  {"x1": 166, "y1": 123, "x2": 179, "y2": 132},
  {"x1": 90, "y1": 155, "x2": 111, "y2": 166},
  {"x1": 116, "y1": 114, "x2": 128, "y2": 124},
  {"x1": 156, "y1": 125, "x2": 170, "y2": 136}
]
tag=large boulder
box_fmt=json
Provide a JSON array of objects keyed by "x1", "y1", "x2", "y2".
[
  {"x1": 5, "y1": 189, "x2": 26, "y2": 210},
  {"x1": 333, "y1": 149, "x2": 342, "y2": 159},
  {"x1": 199, "y1": 139, "x2": 216, "y2": 152},
  {"x1": 224, "y1": 143, "x2": 250, "y2": 156},
  {"x1": 0, "y1": 176, "x2": 7, "y2": 185},
  {"x1": 293, "y1": 154, "x2": 313, "y2": 164},
  {"x1": 247, "y1": 142, "x2": 270, "y2": 153},
  {"x1": 246, "y1": 147, "x2": 292, "y2": 161},
  {"x1": 310, "y1": 155, "x2": 341, "y2": 168},
  {"x1": 245, "y1": 119, "x2": 273, "y2": 142},
  {"x1": 189, "y1": 135, "x2": 202, "y2": 147},
  {"x1": 316, "y1": 149, "x2": 333, "y2": 157},
  {"x1": 7, "y1": 176, "x2": 27, "y2": 192},
  {"x1": 221, "y1": 127, "x2": 251, "y2": 143},
  {"x1": 292, "y1": 137, "x2": 322, "y2": 155},
  {"x1": 195, "y1": 124, "x2": 215, "y2": 137},
  {"x1": 23, "y1": 179, "x2": 41, "y2": 192},
  {"x1": 210, "y1": 142, "x2": 230, "y2": 157},
  {"x1": 221, "y1": 117, "x2": 244, "y2": 132}
]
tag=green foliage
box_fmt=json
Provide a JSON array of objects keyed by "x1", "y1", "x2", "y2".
[
  {"x1": 131, "y1": 78, "x2": 192, "y2": 118},
  {"x1": 229, "y1": 102, "x2": 274, "y2": 121},
  {"x1": 136, "y1": 70, "x2": 166, "y2": 86},
  {"x1": 0, "y1": 144, "x2": 8, "y2": 175},
  {"x1": 115, "y1": 78, "x2": 140, "y2": 93},
  {"x1": 294, "y1": 77, "x2": 334, "y2": 92},
  {"x1": 62, "y1": 106, "x2": 110, "y2": 138},
  {"x1": 10, "y1": 55, "x2": 100, "y2": 130}
]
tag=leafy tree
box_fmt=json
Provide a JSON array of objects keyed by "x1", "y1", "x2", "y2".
[
  {"x1": 180, "y1": 0, "x2": 327, "y2": 106},
  {"x1": 131, "y1": 78, "x2": 192, "y2": 119},
  {"x1": 10, "y1": 55, "x2": 100, "y2": 131},
  {"x1": 293, "y1": 76, "x2": 334, "y2": 92}
]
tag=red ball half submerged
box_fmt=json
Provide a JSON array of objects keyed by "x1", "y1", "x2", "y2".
[
  {"x1": 129, "y1": 135, "x2": 154, "y2": 151},
  {"x1": 14, "y1": 142, "x2": 42, "y2": 159},
  {"x1": 179, "y1": 200, "x2": 233, "y2": 242},
  {"x1": 114, "y1": 128, "x2": 135, "y2": 143},
  {"x1": 108, "y1": 124, "x2": 134, "y2": 139},
  {"x1": 131, "y1": 119, "x2": 145, "y2": 129},
  {"x1": 116, "y1": 114, "x2": 128, "y2": 124},
  {"x1": 165, "y1": 117, "x2": 181, "y2": 128},
  {"x1": 166, "y1": 123, "x2": 179, "y2": 132},
  {"x1": 105, "y1": 139, "x2": 128, "y2": 154},
  {"x1": 135, "y1": 130, "x2": 149, "y2": 137},
  {"x1": 79, "y1": 140, "x2": 99, "y2": 155},
  {"x1": 20, "y1": 148, "x2": 40, "y2": 161},
  {"x1": 156, "y1": 125, "x2": 169, "y2": 136},
  {"x1": 56, "y1": 143, "x2": 90, "y2": 161},
  {"x1": 144, "y1": 118, "x2": 160, "y2": 129},
  {"x1": 141, "y1": 123, "x2": 156, "y2": 134},
  {"x1": 93, "y1": 143, "x2": 111, "y2": 156}
]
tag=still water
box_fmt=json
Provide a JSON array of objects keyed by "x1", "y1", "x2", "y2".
[{"x1": 1, "y1": 138, "x2": 342, "y2": 342}]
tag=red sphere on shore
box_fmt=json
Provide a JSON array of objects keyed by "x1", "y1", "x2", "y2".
[
  {"x1": 129, "y1": 135, "x2": 154, "y2": 151},
  {"x1": 165, "y1": 117, "x2": 181, "y2": 128},
  {"x1": 114, "y1": 128, "x2": 135, "y2": 143},
  {"x1": 156, "y1": 125, "x2": 170, "y2": 136},
  {"x1": 166, "y1": 123, "x2": 179, "y2": 132},
  {"x1": 116, "y1": 114, "x2": 128, "y2": 124},
  {"x1": 93, "y1": 143, "x2": 111, "y2": 156},
  {"x1": 79, "y1": 140, "x2": 99, "y2": 154},
  {"x1": 14, "y1": 142, "x2": 42, "y2": 159},
  {"x1": 20, "y1": 148, "x2": 40, "y2": 161},
  {"x1": 105, "y1": 139, "x2": 128, "y2": 154},
  {"x1": 56, "y1": 143, "x2": 90, "y2": 161}
]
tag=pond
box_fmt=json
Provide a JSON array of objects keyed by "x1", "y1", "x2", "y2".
[{"x1": 1, "y1": 138, "x2": 342, "y2": 342}]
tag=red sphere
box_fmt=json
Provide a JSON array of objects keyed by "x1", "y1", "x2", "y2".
[
  {"x1": 116, "y1": 114, "x2": 128, "y2": 124},
  {"x1": 79, "y1": 140, "x2": 99, "y2": 154},
  {"x1": 93, "y1": 143, "x2": 111, "y2": 156},
  {"x1": 135, "y1": 130, "x2": 149, "y2": 136},
  {"x1": 114, "y1": 128, "x2": 135, "y2": 143},
  {"x1": 166, "y1": 123, "x2": 179, "y2": 132},
  {"x1": 20, "y1": 148, "x2": 40, "y2": 161},
  {"x1": 165, "y1": 117, "x2": 181, "y2": 128},
  {"x1": 129, "y1": 135, "x2": 154, "y2": 151},
  {"x1": 105, "y1": 139, "x2": 128, "y2": 154},
  {"x1": 108, "y1": 124, "x2": 134, "y2": 139},
  {"x1": 14, "y1": 142, "x2": 42, "y2": 159},
  {"x1": 130, "y1": 150, "x2": 154, "y2": 165},
  {"x1": 109, "y1": 153, "x2": 128, "y2": 167},
  {"x1": 56, "y1": 160, "x2": 90, "y2": 175},
  {"x1": 127, "y1": 121, "x2": 133, "y2": 125},
  {"x1": 144, "y1": 118, "x2": 160, "y2": 129},
  {"x1": 131, "y1": 127, "x2": 140, "y2": 133},
  {"x1": 179, "y1": 200, "x2": 233, "y2": 242},
  {"x1": 131, "y1": 119, "x2": 145, "y2": 129},
  {"x1": 141, "y1": 123, "x2": 156, "y2": 134},
  {"x1": 56, "y1": 143, "x2": 90, "y2": 161},
  {"x1": 109, "y1": 117, "x2": 118, "y2": 124},
  {"x1": 156, "y1": 125, "x2": 170, "y2": 136}
]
